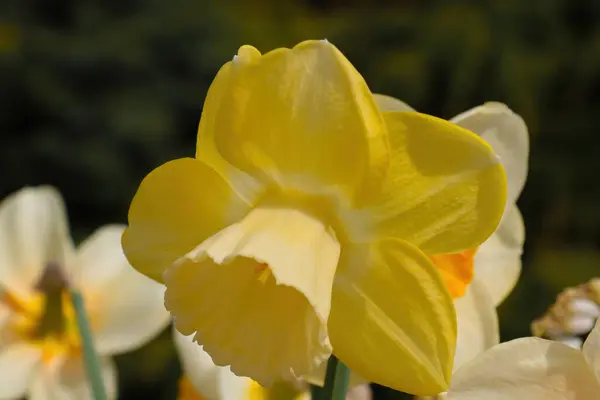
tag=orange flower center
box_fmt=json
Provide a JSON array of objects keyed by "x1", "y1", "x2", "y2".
[{"x1": 429, "y1": 248, "x2": 478, "y2": 299}]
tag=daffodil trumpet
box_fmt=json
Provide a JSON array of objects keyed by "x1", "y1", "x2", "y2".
[{"x1": 123, "y1": 39, "x2": 507, "y2": 395}]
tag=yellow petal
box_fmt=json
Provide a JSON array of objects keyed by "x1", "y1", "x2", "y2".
[
  {"x1": 165, "y1": 206, "x2": 339, "y2": 386},
  {"x1": 173, "y1": 327, "x2": 252, "y2": 400},
  {"x1": 453, "y1": 278, "x2": 499, "y2": 372},
  {"x1": 328, "y1": 238, "x2": 456, "y2": 395},
  {"x1": 447, "y1": 338, "x2": 600, "y2": 400},
  {"x1": 198, "y1": 40, "x2": 388, "y2": 202},
  {"x1": 365, "y1": 111, "x2": 506, "y2": 255},
  {"x1": 122, "y1": 158, "x2": 252, "y2": 283},
  {"x1": 429, "y1": 249, "x2": 476, "y2": 299},
  {"x1": 0, "y1": 342, "x2": 42, "y2": 398},
  {"x1": 29, "y1": 355, "x2": 117, "y2": 400},
  {"x1": 77, "y1": 226, "x2": 169, "y2": 356},
  {"x1": 372, "y1": 94, "x2": 416, "y2": 112},
  {"x1": 0, "y1": 186, "x2": 74, "y2": 297},
  {"x1": 473, "y1": 205, "x2": 524, "y2": 306},
  {"x1": 451, "y1": 102, "x2": 529, "y2": 206},
  {"x1": 582, "y1": 319, "x2": 600, "y2": 384}
]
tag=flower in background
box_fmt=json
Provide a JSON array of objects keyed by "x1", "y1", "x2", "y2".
[
  {"x1": 374, "y1": 95, "x2": 529, "y2": 371},
  {"x1": 532, "y1": 278, "x2": 600, "y2": 349},
  {"x1": 123, "y1": 40, "x2": 507, "y2": 395},
  {"x1": 173, "y1": 327, "x2": 371, "y2": 400},
  {"x1": 0, "y1": 186, "x2": 169, "y2": 400},
  {"x1": 443, "y1": 318, "x2": 600, "y2": 399}
]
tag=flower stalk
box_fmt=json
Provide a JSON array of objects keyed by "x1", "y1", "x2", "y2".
[
  {"x1": 70, "y1": 289, "x2": 107, "y2": 400},
  {"x1": 312, "y1": 356, "x2": 351, "y2": 400}
]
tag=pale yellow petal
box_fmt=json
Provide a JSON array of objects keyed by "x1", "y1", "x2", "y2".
[
  {"x1": 447, "y1": 338, "x2": 600, "y2": 400},
  {"x1": 582, "y1": 319, "x2": 600, "y2": 384},
  {"x1": 173, "y1": 327, "x2": 251, "y2": 400},
  {"x1": 165, "y1": 206, "x2": 338, "y2": 386},
  {"x1": 201, "y1": 40, "x2": 388, "y2": 202},
  {"x1": 329, "y1": 238, "x2": 456, "y2": 395},
  {"x1": 346, "y1": 384, "x2": 372, "y2": 400},
  {"x1": 29, "y1": 355, "x2": 117, "y2": 400},
  {"x1": 453, "y1": 278, "x2": 499, "y2": 372},
  {"x1": 372, "y1": 93, "x2": 416, "y2": 112},
  {"x1": 73, "y1": 225, "x2": 169, "y2": 355},
  {"x1": 0, "y1": 186, "x2": 74, "y2": 297},
  {"x1": 71, "y1": 228, "x2": 167, "y2": 356},
  {"x1": 363, "y1": 112, "x2": 506, "y2": 255},
  {"x1": 0, "y1": 342, "x2": 42, "y2": 398},
  {"x1": 473, "y1": 205, "x2": 524, "y2": 306},
  {"x1": 71, "y1": 225, "x2": 131, "y2": 289},
  {"x1": 122, "y1": 158, "x2": 253, "y2": 283},
  {"x1": 451, "y1": 102, "x2": 529, "y2": 206}
]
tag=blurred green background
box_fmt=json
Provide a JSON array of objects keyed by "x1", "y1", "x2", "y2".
[{"x1": 2, "y1": 0, "x2": 599, "y2": 398}]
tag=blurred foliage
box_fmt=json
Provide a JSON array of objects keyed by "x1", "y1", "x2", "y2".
[{"x1": 2, "y1": 0, "x2": 600, "y2": 398}]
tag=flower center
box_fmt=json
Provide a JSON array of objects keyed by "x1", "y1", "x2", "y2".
[
  {"x1": 0, "y1": 263, "x2": 81, "y2": 363},
  {"x1": 164, "y1": 206, "x2": 341, "y2": 386}
]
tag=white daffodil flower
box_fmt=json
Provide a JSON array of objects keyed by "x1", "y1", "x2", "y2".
[
  {"x1": 373, "y1": 96, "x2": 529, "y2": 373},
  {"x1": 0, "y1": 186, "x2": 170, "y2": 400},
  {"x1": 444, "y1": 318, "x2": 600, "y2": 399}
]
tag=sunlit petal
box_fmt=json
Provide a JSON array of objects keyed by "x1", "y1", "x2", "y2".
[
  {"x1": 329, "y1": 238, "x2": 455, "y2": 395},
  {"x1": 364, "y1": 112, "x2": 506, "y2": 254},
  {"x1": 447, "y1": 338, "x2": 600, "y2": 400},
  {"x1": 122, "y1": 158, "x2": 254, "y2": 283},
  {"x1": 202, "y1": 40, "x2": 388, "y2": 202},
  {"x1": 165, "y1": 206, "x2": 338, "y2": 386}
]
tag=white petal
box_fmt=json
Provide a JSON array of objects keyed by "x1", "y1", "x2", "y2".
[
  {"x1": 76, "y1": 227, "x2": 169, "y2": 355},
  {"x1": 556, "y1": 336, "x2": 583, "y2": 349},
  {"x1": 346, "y1": 384, "x2": 372, "y2": 400},
  {"x1": 0, "y1": 186, "x2": 74, "y2": 297},
  {"x1": 0, "y1": 342, "x2": 42, "y2": 398},
  {"x1": 453, "y1": 278, "x2": 499, "y2": 372},
  {"x1": 372, "y1": 94, "x2": 416, "y2": 112},
  {"x1": 29, "y1": 355, "x2": 117, "y2": 400},
  {"x1": 582, "y1": 319, "x2": 600, "y2": 384},
  {"x1": 173, "y1": 327, "x2": 251, "y2": 400},
  {"x1": 447, "y1": 338, "x2": 600, "y2": 400},
  {"x1": 451, "y1": 102, "x2": 529, "y2": 206},
  {"x1": 473, "y1": 205, "x2": 524, "y2": 306},
  {"x1": 70, "y1": 225, "x2": 130, "y2": 289}
]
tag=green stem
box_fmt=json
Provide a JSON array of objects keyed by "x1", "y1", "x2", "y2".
[
  {"x1": 312, "y1": 355, "x2": 351, "y2": 400},
  {"x1": 70, "y1": 290, "x2": 107, "y2": 400}
]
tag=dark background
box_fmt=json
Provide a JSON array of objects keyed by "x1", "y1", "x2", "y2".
[{"x1": 2, "y1": 0, "x2": 599, "y2": 398}]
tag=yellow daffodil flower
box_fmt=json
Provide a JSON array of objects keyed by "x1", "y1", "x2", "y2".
[
  {"x1": 174, "y1": 327, "x2": 372, "y2": 400},
  {"x1": 374, "y1": 96, "x2": 528, "y2": 372},
  {"x1": 442, "y1": 319, "x2": 600, "y2": 399},
  {"x1": 0, "y1": 186, "x2": 169, "y2": 400},
  {"x1": 123, "y1": 40, "x2": 507, "y2": 395}
]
